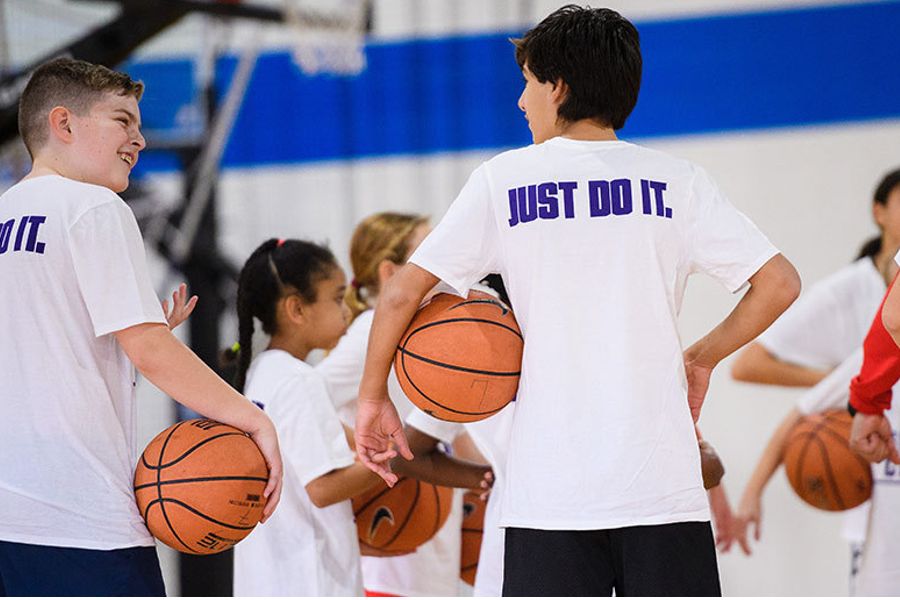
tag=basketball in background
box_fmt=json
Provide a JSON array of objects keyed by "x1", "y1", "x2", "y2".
[
  {"x1": 783, "y1": 410, "x2": 873, "y2": 511},
  {"x1": 352, "y1": 477, "x2": 453, "y2": 555},
  {"x1": 394, "y1": 292, "x2": 523, "y2": 423},
  {"x1": 134, "y1": 419, "x2": 269, "y2": 555},
  {"x1": 460, "y1": 491, "x2": 486, "y2": 586}
]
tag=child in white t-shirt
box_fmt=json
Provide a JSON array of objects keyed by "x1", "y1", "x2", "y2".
[
  {"x1": 230, "y1": 238, "x2": 382, "y2": 596},
  {"x1": 354, "y1": 6, "x2": 800, "y2": 596},
  {"x1": 0, "y1": 58, "x2": 283, "y2": 596},
  {"x1": 317, "y1": 212, "x2": 472, "y2": 596}
]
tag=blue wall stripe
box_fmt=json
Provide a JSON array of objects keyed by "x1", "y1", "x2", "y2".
[{"x1": 126, "y1": 1, "x2": 900, "y2": 175}]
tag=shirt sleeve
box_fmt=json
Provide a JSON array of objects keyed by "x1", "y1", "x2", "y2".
[
  {"x1": 757, "y1": 275, "x2": 853, "y2": 371},
  {"x1": 684, "y1": 166, "x2": 779, "y2": 293},
  {"x1": 68, "y1": 198, "x2": 166, "y2": 336},
  {"x1": 796, "y1": 348, "x2": 863, "y2": 414},
  {"x1": 405, "y1": 407, "x2": 464, "y2": 445},
  {"x1": 409, "y1": 165, "x2": 501, "y2": 297},
  {"x1": 275, "y1": 371, "x2": 356, "y2": 487},
  {"x1": 850, "y1": 276, "x2": 900, "y2": 414}
]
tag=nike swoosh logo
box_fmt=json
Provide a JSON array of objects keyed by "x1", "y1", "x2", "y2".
[{"x1": 369, "y1": 506, "x2": 395, "y2": 540}]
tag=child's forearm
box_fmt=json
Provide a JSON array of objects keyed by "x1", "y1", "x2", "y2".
[
  {"x1": 731, "y1": 343, "x2": 828, "y2": 387},
  {"x1": 687, "y1": 254, "x2": 800, "y2": 368},
  {"x1": 116, "y1": 322, "x2": 267, "y2": 432},
  {"x1": 306, "y1": 463, "x2": 382, "y2": 508},
  {"x1": 391, "y1": 451, "x2": 489, "y2": 490}
]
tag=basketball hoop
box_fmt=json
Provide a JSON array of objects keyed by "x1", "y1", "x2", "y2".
[{"x1": 282, "y1": 0, "x2": 369, "y2": 76}]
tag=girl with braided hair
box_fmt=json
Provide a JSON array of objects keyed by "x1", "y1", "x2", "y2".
[{"x1": 228, "y1": 238, "x2": 382, "y2": 596}]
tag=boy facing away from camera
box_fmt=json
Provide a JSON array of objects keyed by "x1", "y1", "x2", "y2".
[{"x1": 355, "y1": 5, "x2": 800, "y2": 596}]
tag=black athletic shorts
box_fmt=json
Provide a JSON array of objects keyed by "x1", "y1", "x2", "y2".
[
  {"x1": 502, "y1": 521, "x2": 721, "y2": 597},
  {"x1": 0, "y1": 540, "x2": 166, "y2": 596}
]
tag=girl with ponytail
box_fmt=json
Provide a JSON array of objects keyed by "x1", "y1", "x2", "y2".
[{"x1": 230, "y1": 238, "x2": 381, "y2": 596}]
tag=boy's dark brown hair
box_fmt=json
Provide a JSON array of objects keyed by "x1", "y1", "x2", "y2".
[
  {"x1": 18, "y1": 57, "x2": 144, "y2": 158},
  {"x1": 513, "y1": 5, "x2": 642, "y2": 130}
]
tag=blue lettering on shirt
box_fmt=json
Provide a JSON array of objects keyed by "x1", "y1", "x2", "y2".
[
  {"x1": 0, "y1": 215, "x2": 47, "y2": 255},
  {"x1": 506, "y1": 179, "x2": 671, "y2": 228}
]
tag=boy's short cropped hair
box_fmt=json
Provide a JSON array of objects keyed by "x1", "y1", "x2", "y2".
[
  {"x1": 513, "y1": 5, "x2": 641, "y2": 130},
  {"x1": 18, "y1": 58, "x2": 144, "y2": 158}
]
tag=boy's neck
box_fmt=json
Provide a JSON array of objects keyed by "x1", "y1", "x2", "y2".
[
  {"x1": 557, "y1": 118, "x2": 618, "y2": 142},
  {"x1": 24, "y1": 155, "x2": 69, "y2": 182}
]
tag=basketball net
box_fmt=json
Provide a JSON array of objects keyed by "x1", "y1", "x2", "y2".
[{"x1": 282, "y1": 0, "x2": 368, "y2": 76}]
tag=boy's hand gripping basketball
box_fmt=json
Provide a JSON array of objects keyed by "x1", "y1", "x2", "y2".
[
  {"x1": 247, "y1": 417, "x2": 284, "y2": 522},
  {"x1": 355, "y1": 395, "x2": 414, "y2": 486},
  {"x1": 162, "y1": 283, "x2": 199, "y2": 331}
]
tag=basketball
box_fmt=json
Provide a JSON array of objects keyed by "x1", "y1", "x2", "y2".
[
  {"x1": 134, "y1": 419, "x2": 269, "y2": 555},
  {"x1": 394, "y1": 292, "x2": 523, "y2": 423},
  {"x1": 783, "y1": 410, "x2": 873, "y2": 511},
  {"x1": 352, "y1": 477, "x2": 453, "y2": 555},
  {"x1": 460, "y1": 491, "x2": 486, "y2": 586}
]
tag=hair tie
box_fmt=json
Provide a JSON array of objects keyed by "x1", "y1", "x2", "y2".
[
  {"x1": 276, "y1": 238, "x2": 286, "y2": 248},
  {"x1": 351, "y1": 278, "x2": 362, "y2": 290},
  {"x1": 230, "y1": 342, "x2": 241, "y2": 353}
]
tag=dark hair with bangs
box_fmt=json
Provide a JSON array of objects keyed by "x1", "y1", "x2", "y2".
[{"x1": 513, "y1": 5, "x2": 641, "y2": 130}]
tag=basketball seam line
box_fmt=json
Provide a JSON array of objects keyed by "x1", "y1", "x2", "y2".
[
  {"x1": 403, "y1": 316, "x2": 523, "y2": 344},
  {"x1": 142, "y1": 432, "x2": 249, "y2": 470},
  {"x1": 378, "y1": 480, "x2": 420, "y2": 549},
  {"x1": 396, "y1": 346, "x2": 521, "y2": 377},
  {"x1": 813, "y1": 435, "x2": 847, "y2": 510},
  {"x1": 134, "y1": 475, "x2": 268, "y2": 492},
  {"x1": 353, "y1": 476, "x2": 408, "y2": 516},
  {"x1": 399, "y1": 349, "x2": 508, "y2": 418},
  {"x1": 154, "y1": 421, "x2": 196, "y2": 553},
  {"x1": 448, "y1": 298, "x2": 510, "y2": 316},
  {"x1": 814, "y1": 425, "x2": 877, "y2": 475},
  {"x1": 143, "y1": 498, "x2": 258, "y2": 531}
]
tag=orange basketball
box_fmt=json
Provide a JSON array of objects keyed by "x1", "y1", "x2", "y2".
[
  {"x1": 460, "y1": 491, "x2": 486, "y2": 586},
  {"x1": 394, "y1": 292, "x2": 523, "y2": 423},
  {"x1": 783, "y1": 410, "x2": 873, "y2": 511},
  {"x1": 352, "y1": 477, "x2": 453, "y2": 555},
  {"x1": 134, "y1": 419, "x2": 269, "y2": 555}
]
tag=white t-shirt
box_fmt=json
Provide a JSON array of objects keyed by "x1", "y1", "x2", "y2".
[
  {"x1": 410, "y1": 137, "x2": 778, "y2": 529},
  {"x1": 0, "y1": 175, "x2": 166, "y2": 550},
  {"x1": 316, "y1": 310, "x2": 463, "y2": 597},
  {"x1": 406, "y1": 404, "x2": 515, "y2": 597},
  {"x1": 234, "y1": 350, "x2": 362, "y2": 596},
  {"x1": 759, "y1": 258, "x2": 885, "y2": 371}
]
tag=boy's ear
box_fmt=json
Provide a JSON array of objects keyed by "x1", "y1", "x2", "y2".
[
  {"x1": 47, "y1": 106, "x2": 74, "y2": 143},
  {"x1": 550, "y1": 78, "x2": 569, "y2": 107}
]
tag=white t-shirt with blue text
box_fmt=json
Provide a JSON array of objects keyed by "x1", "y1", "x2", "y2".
[
  {"x1": 410, "y1": 137, "x2": 779, "y2": 530},
  {"x1": 0, "y1": 175, "x2": 166, "y2": 550}
]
